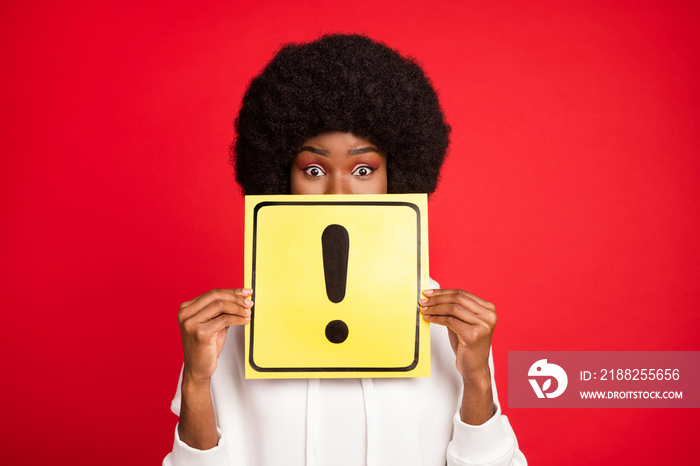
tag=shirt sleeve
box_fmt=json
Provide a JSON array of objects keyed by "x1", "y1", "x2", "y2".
[
  {"x1": 446, "y1": 404, "x2": 527, "y2": 466},
  {"x1": 162, "y1": 423, "x2": 228, "y2": 466},
  {"x1": 162, "y1": 366, "x2": 230, "y2": 466},
  {"x1": 446, "y1": 351, "x2": 528, "y2": 466}
]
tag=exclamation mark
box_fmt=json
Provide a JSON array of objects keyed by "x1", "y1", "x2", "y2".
[{"x1": 322, "y1": 224, "x2": 349, "y2": 344}]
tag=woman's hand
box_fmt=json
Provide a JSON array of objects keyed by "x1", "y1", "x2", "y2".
[
  {"x1": 419, "y1": 288, "x2": 497, "y2": 425},
  {"x1": 177, "y1": 288, "x2": 253, "y2": 450},
  {"x1": 178, "y1": 288, "x2": 253, "y2": 382}
]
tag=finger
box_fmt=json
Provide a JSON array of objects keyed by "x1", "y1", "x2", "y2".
[
  {"x1": 183, "y1": 311, "x2": 250, "y2": 345},
  {"x1": 422, "y1": 288, "x2": 495, "y2": 311},
  {"x1": 420, "y1": 302, "x2": 484, "y2": 326},
  {"x1": 179, "y1": 289, "x2": 253, "y2": 322},
  {"x1": 201, "y1": 312, "x2": 250, "y2": 334},
  {"x1": 182, "y1": 288, "x2": 253, "y2": 310},
  {"x1": 420, "y1": 291, "x2": 489, "y2": 318},
  {"x1": 422, "y1": 312, "x2": 475, "y2": 340},
  {"x1": 181, "y1": 288, "x2": 252, "y2": 313},
  {"x1": 422, "y1": 307, "x2": 494, "y2": 348},
  {"x1": 188, "y1": 298, "x2": 253, "y2": 324}
]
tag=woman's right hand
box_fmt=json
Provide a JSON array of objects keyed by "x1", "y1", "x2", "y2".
[
  {"x1": 176, "y1": 288, "x2": 252, "y2": 449},
  {"x1": 177, "y1": 288, "x2": 253, "y2": 383}
]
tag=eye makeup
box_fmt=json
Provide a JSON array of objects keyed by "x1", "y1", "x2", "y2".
[
  {"x1": 351, "y1": 158, "x2": 381, "y2": 171},
  {"x1": 295, "y1": 154, "x2": 325, "y2": 170}
]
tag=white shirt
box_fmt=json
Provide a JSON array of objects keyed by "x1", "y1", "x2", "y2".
[{"x1": 163, "y1": 323, "x2": 526, "y2": 465}]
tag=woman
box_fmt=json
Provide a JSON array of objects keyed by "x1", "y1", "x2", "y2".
[{"x1": 164, "y1": 33, "x2": 526, "y2": 465}]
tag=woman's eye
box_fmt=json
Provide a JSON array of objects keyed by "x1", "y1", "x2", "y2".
[
  {"x1": 304, "y1": 165, "x2": 325, "y2": 177},
  {"x1": 352, "y1": 165, "x2": 375, "y2": 177}
]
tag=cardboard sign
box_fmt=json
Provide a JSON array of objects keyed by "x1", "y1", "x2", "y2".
[{"x1": 244, "y1": 194, "x2": 430, "y2": 378}]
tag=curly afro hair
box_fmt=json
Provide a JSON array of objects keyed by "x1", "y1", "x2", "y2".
[{"x1": 231, "y1": 33, "x2": 450, "y2": 195}]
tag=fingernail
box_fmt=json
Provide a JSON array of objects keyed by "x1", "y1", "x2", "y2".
[
  {"x1": 244, "y1": 298, "x2": 253, "y2": 307},
  {"x1": 241, "y1": 288, "x2": 253, "y2": 295},
  {"x1": 419, "y1": 298, "x2": 428, "y2": 305},
  {"x1": 245, "y1": 308, "x2": 251, "y2": 316},
  {"x1": 422, "y1": 289, "x2": 434, "y2": 296},
  {"x1": 420, "y1": 306, "x2": 429, "y2": 313}
]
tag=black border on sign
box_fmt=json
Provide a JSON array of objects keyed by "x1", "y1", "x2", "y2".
[{"x1": 249, "y1": 201, "x2": 422, "y2": 373}]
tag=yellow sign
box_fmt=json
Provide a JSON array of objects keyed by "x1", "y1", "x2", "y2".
[{"x1": 244, "y1": 194, "x2": 430, "y2": 378}]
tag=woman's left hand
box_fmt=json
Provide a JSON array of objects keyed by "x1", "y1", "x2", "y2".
[
  {"x1": 420, "y1": 288, "x2": 496, "y2": 379},
  {"x1": 420, "y1": 288, "x2": 497, "y2": 424}
]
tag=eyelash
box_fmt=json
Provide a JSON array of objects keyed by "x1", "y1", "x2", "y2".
[
  {"x1": 302, "y1": 165, "x2": 376, "y2": 177},
  {"x1": 351, "y1": 165, "x2": 376, "y2": 177},
  {"x1": 303, "y1": 165, "x2": 325, "y2": 177}
]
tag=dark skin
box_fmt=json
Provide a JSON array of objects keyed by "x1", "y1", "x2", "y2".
[{"x1": 177, "y1": 132, "x2": 496, "y2": 449}]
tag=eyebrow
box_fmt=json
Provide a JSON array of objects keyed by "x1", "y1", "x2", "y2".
[
  {"x1": 299, "y1": 146, "x2": 380, "y2": 157},
  {"x1": 348, "y1": 147, "x2": 380, "y2": 156}
]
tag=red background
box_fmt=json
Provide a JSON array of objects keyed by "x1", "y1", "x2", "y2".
[{"x1": 2, "y1": 1, "x2": 699, "y2": 464}]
